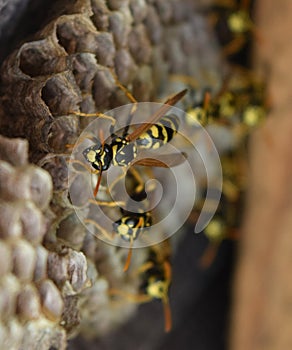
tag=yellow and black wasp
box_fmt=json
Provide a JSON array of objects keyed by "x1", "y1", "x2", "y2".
[
  {"x1": 112, "y1": 168, "x2": 154, "y2": 271},
  {"x1": 205, "y1": 0, "x2": 260, "y2": 57},
  {"x1": 80, "y1": 88, "x2": 187, "y2": 197},
  {"x1": 183, "y1": 83, "x2": 236, "y2": 128},
  {"x1": 81, "y1": 165, "x2": 155, "y2": 272},
  {"x1": 113, "y1": 210, "x2": 152, "y2": 272},
  {"x1": 186, "y1": 67, "x2": 267, "y2": 131},
  {"x1": 109, "y1": 240, "x2": 172, "y2": 332},
  {"x1": 194, "y1": 151, "x2": 244, "y2": 268},
  {"x1": 227, "y1": 66, "x2": 268, "y2": 128}
]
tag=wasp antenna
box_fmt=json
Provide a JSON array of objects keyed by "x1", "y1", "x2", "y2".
[
  {"x1": 123, "y1": 238, "x2": 134, "y2": 272},
  {"x1": 240, "y1": 0, "x2": 251, "y2": 11},
  {"x1": 203, "y1": 90, "x2": 211, "y2": 111},
  {"x1": 199, "y1": 242, "x2": 220, "y2": 269},
  {"x1": 99, "y1": 129, "x2": 105, "y2": 147},
  {"x1": 163, "y1": 299, "x2": 172, "y2": 333},
  {"x1": 163, "y1": 261, "x2": 172, "y2": 283},
  {"x1": 84, "y1": 218, "x2": 113, "y2": 241},
  {"x1": 109, "y1": 68, "x2": 138, "y2": 103},
  {"x1": 69, "y1": 110, "x2": 116, "y2": 123},
  {"x1": 93, "y1": 168, "x2": 103, "y2": 197},
  {"x1": 227, "y1": 228, "x2": 240, "y2": 240},
  {"x1": 108, "y1": 289, "x2": 151, "y2": 303},
  {"x1": 69, "y1": 159, "x2": 92, "y2": 173},
  {"x1": 251, "y1": 25, "x2": 264, "y2": 46}
]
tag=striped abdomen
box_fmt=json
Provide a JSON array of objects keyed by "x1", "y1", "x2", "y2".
[{"x1": 136, "y1": 114, "x2": 179, "y2": 150}]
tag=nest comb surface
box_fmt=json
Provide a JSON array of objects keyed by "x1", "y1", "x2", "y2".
[{"x1": 0, "y1": 135, "x2": 68, "y2": 350}]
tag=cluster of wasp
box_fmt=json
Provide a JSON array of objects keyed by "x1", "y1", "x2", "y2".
[
  {"x1": 205, "y1": 0, "x2": 260, "y2": 59},
  {"x1": 68, "y1": 73, "x2": 186, "y2": 332},
  {"x1": 187, "y1": 0, "x2": 268, "y2": 269},
  {"x1": 68, "y1": 0, "x2": 268, "y2": 333}
]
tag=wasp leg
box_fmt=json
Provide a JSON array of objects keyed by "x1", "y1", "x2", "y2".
[
  {"x1": 221, "y1": 35, "x2": 247, "y2": 57},
  {"x1": 127, "y1": 166, "x2": 146, "y2": 194},
  {"x1": 110, "y1": 68, "x2": 137, "y2": 104},
  {"x1": 66, "y1": 133, "x2": 100, "y2": 150},
  {"x1": 226, "y1": 228, "x2": 240, "y2": 240},
  {"x1": 68, "y1": 159, "x2": 99, "y2": 174},
  {"x1": 69, "y1": 110, "x2": 116, "y2": 124},
  {"x1": 88, "y1": 198, "x2": 126, "y2": 207},
  {"x1": 107, "y1": 167, "x2": 128, "y2": 194},
  {"x1": 109, "y1": 68, "x2": 139, "y2": 136},
  {"x1": 162, "y1": 296, "x2": 172, "y2": 332},
  {"x1": 108, "y1": 289, "x2": 152, "y2": 303},
  {"x1": 123, "y1": 238, "x2": 134, "y2": 272},
  {"x1": 199, "y1": 241, "x2": 220, "y2": 269},
  {"x1": 133, "y1": 261, "x2": 155, "y2": 276},
  {"x1": 123, "y1": 216, "x2": 145, "y2": 272},
  {"x1": 84, "y1": 218, "x2": 113, "y2": 241}
]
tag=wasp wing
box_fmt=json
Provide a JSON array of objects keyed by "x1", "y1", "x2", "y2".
[
  {"x1": 132, "y1": 152, "x2": 187, "y2": 168},
  {"x1": 126, "y1": 89, "x2": 187, "y2": 142}
]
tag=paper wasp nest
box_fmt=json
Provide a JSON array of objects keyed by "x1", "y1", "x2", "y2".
[
  {"x1": 0, "y1": 135, "x2": 67, "y2": 349},
  {"x1": 0, "y1": 0, "x2": 223, "y2": 347}
]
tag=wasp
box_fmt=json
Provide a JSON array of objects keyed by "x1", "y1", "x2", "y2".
[
  {"x1": 191, "y1": 68, "x2": 267, "y2": 131},
  {"x1": 113, "y1": 167, "x2": 162, "y2": 271},
  {"x1": 109, "y1": 240, "x2": 172, "y2": 332},
  {"x1": 215, "y1": 66, "x2": 269, "y2": 132},
  {"x1": 234, "y1": 70, "x2": 268, "y2": 128},
  {"x1": 80, "y1": 88, "x2": 187, "y2": 197},
  {"x1": 196, "y1": 189, "x2": 241, "y2": 269},
  {"x1": 112, "y1": 168, "x2": 154, "y2": 272},
  {"x1": 184, "y1": 86, "x2": 236, "y2": 128},
  {"x1": 81, "y1": 165, "x2": 155, "y2": 272},
  {"x1": 84, "y1": 196, "x2": 153, "y2": 272},
  {"x1": 205, "y1": 0, "x2": 260, "y2": 57},
  {"x1": 185, "y1": 89, "x2": 213, "y2": 127},
  {"x1": 194, "y1": 152, "x2": 244, "y2": 268}
]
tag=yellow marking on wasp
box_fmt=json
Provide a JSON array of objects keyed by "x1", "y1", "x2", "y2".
[
  {"x1": 151, "y1": 126, "x2": 159, "y2": 138},
  {"x1": 117, "y1": 223, "x2": 131, "y2": 237},
  {"x1": 147, "y1": 280, "x2": 168, "y2": 300},
  {"x1": 152, "y1": 143, "x2": 161, "y2": 150},
  {"x1": 243, "y1": 106, "x2": 265, "y2": 127},
  {"x1": 87, "y1": 150, "x2": 97, "y2": 163},
  {"x1": 228, "y1": 11, "x2": 252, "y2": 34},
  {"x1": 205, "y1": 219, "x2": 227, "y2": 242},
  {"x1": 161, "y1": 127, "x2": 168, "y2": 144}
]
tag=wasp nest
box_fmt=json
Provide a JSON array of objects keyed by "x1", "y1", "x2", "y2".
[
  {"x1": 0, "y1": 134, "x2": 68, "y2": 349},
  {"x1": 0, "y1": 0, "x2": 224, "y2": 346}
]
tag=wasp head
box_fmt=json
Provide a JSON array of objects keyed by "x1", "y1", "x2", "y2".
[{"x1": 82, "y1": 142, "x2": 113, "y2": 171}]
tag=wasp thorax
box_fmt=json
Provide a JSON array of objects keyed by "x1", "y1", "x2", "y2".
[{"x1": 111, "y1": 137, "x2": 138, "y2": 167}]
